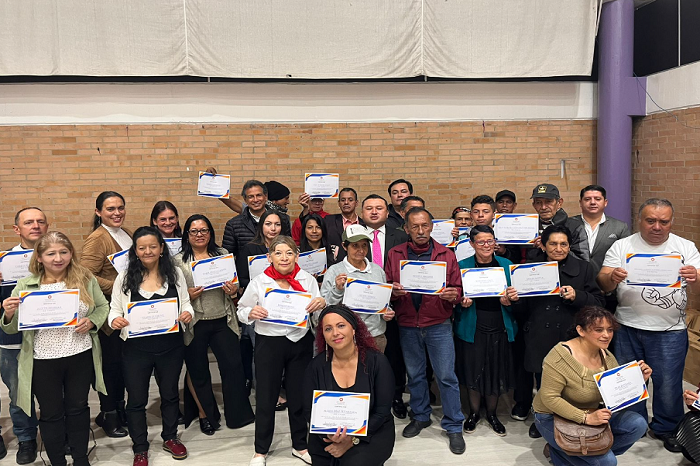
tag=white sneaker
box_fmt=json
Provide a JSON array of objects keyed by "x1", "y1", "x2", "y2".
[
  {"x1": 292, "y1": 448, "x2": 312, "y2": 465},
  {"x1": 249, "y1": 454, "x2": 266, "y2": 466}
]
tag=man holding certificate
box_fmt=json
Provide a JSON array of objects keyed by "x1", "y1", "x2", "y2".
[
  {"x1": 0, "y1": 207, "x2": 46, "y2": 463},
  {"x1": 384, "y1": 207, "x2": 466, "y2": 455},
  {"x1": 2, "y1": 232, "x2": 109, "y2": 466},
  {"x1": 237, "y1": 236, "x2": 326, "y2": 466},
  {"x1": 598, "y1": 198, "x2": 700, "y2": 453},
  {"x1": 320, "y1": 225, "x2": 395, "y2": 352},
  {"x1": 533, "y1": 307, "x2": 651, "y2": 466}
]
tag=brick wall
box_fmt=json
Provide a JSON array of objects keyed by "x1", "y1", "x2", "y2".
[
  {"x1": 633, "y1": 106, "x2": 700, "y2": 308},
  {"x1": 0, "y1": 120, "x2": 596, "y2": 252}
]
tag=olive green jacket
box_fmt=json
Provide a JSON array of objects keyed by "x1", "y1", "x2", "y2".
[{"x1": 1, "y1": 274, "x2": 109, "y2": 415}]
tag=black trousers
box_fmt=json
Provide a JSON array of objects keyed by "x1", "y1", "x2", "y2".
[
  {"x1": 123, "y1": 343, "x2": 184, "y2": 454},
  {"x1": 253, "y1": 332, "x2": 312, "y2": 454},
  {"x1": 383, "y1": 319, "x2": 406, "y2": 400},
  {"x1": 33, "y1": 350, "x2": 93, "y2": 466},
  {"x1": 512, "y1": 321, "x2": 534, "y2": 407},
  {"x1": 184, "y1": 318, "x2": 255, "y2": 428},
  {"x1": 98, "y1": 330, "x2": 125, "y2": 412}
]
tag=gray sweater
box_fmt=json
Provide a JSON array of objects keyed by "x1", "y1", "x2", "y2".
[{"x1": 320, "y1": 258, "x2": 388, "y2": 337}]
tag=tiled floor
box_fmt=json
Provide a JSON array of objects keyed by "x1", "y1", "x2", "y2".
[{"x1": 0, "y1": 362, "x2": 692, "y2": 466}]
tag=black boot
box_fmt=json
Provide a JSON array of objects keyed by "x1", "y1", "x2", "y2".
[
  {"x1": 116, "y1": 401, "x2": 128, "y2": 429},
  {"x1": 96, "y1": 411, "x2": 128, "y2": 438}
]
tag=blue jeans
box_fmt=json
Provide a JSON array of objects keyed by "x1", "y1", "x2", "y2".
[
  {"x1": 535, "y1": 411, "x2": 647, "y2": 466},
  {"x1": 612, "y1": 324, "x2": 687, "y2": 435},
  {"x1": 399, "y1": 320, "x2": 465, "y2": 433},
  {"x1": 0, "y1": 348, "x2": 38, "y2": 441}
]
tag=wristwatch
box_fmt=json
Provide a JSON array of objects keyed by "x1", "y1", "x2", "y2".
[{"x1": 352, "y1": 437, "x2": 359, "y2": 446}]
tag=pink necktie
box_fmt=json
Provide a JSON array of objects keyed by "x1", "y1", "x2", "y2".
[{"x1": 372, "y1": 229, "x2": 383, "y2": 268}]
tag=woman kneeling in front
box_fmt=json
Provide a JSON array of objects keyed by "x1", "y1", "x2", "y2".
[
  {"x1": 237, "y1": 235, "x2": 326, "y2": 466},
  {"x1": 109, "y1": 227, "x2": 194, "y2": 466},
  {"x1": 304, "y1": 304, "x2": 395, "y2": 466},
  {"x1": 533, "y1": 306, "x2": 650, "y2": 466}
]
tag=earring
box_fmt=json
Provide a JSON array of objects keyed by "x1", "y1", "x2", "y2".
[
  {"x1": 325, "y1": 343, "x2": 329, "y2": 361},
  {"x1": 160, "y1": 253, "x2": 163, "y2": 257},
  {"x1": 353, "y1": 334, "x2": 356, "y2": 344}
]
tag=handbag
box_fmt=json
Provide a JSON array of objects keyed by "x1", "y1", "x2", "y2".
[{"x1": 552, "y1": 349, "x2": 614, "y2": 456}]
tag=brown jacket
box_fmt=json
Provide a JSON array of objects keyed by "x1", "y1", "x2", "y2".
[{"x1": 80, "y1": 226, "x2": 132, "y2": 297}]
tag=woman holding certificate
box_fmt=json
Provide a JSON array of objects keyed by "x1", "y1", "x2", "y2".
[
  {"x1": 109, "y1": 227, "x2": 194, "y2": 465},
  {"x1": 303, "y1": 305, "x2": 395, "y2": 466},
  {"x1": 300, "y1": 213, "x2": 339, "y2": 281},
  {"x1": 173, "y1": 214, "x2": 255, "y2": 435},
  {"x1": 1, "y1": 232, "x2": 109, "y2": 466},
  {"x1": 237, "y1": 210, "x2": 283, "y2": 289},
  {"x1": 320, "y1": 225, "x2": 395, "y2": 352},
  {"x1": 532, "y1": 307, "x2": 650, "y2": 466},
  {"x1": 507, "y1": 225, "x2": 604, "y2": 438},
  {"x1": 237, "y1": 236, "x2": 326, "y2": 466},
  {"x1": 454, "y1": 225, "x2": 516, "y2": 436},
  {"x1": 80, "y1": 191, "x2": 131, "y2": 438}
]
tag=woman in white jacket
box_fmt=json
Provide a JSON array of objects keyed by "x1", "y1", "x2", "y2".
[{"x1": 109, "y1": 227, "x2": 193, "y2": 466}]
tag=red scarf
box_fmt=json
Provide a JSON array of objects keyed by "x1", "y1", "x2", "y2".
[
  {"x1": 407, "y1": 239, "x2": 432, "y2": 255},
  {"x1": 263, "y1": 263, "x2": 307, "y2": 292}
]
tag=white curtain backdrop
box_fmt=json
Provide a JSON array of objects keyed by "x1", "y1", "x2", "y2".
[{"x1": 0, "y1": 0, "x2": 599, "y2": 78}]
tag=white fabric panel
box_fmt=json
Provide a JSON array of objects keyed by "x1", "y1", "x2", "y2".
[
  {"x1": 185, "y1": 0, "x2": 422, "y2": 78},
  {"x1": 0, "y1": 1, "x2": 186, "y2": 76},
  {"x1": 423, "y1": 0, "x2": 599, "y2": 78}
]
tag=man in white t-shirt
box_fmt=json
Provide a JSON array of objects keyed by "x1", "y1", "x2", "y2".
[{"x1": 598, "y1": 198, "x2": 700, "y2": 453}]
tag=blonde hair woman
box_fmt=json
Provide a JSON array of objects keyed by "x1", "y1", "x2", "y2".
[{"x1": 1, "y1": 232, "x2": 109, "y2": 466}]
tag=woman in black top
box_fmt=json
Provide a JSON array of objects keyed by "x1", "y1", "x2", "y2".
[
  {"x1": 304, "y1": 305, "x2": 395, "y2": 466},
  {"x1": 236, "y1": 210, "x2": 283, "y2": 289},
  {"x1": 299, "y1": 213, "x2": 340, "y2": 281}
]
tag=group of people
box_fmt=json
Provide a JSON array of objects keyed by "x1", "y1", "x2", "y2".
[{"x1": 0, "y1": 173, "x2": 699, "y2": 466}]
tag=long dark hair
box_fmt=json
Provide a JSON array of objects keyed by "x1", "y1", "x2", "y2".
[
  {"x1": 251, "y1": 210, "x2": 282, "y2": 247},
  {"x1": 315, "y1": 304, "x2": 378, "y2": 365},
  {"x1": 122, "y1": 226, "x2": 178, "y2": 296},
  {"x1": 150, "y1": 200, "x2": 182, "y2": 237},
  {"x1": 92, "y1": 191, "x2": 125, "y2": 231},
  {"x1": 299, "y1": 213, "x2": 329, "y2": 253},
  {"x1": 180, "y1": 215, "x2": 221, "y2": 262}
]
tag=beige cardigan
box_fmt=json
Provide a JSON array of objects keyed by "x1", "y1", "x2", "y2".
[{"x1": 80, "y1": 226, "x2": 133, "y2": 297}]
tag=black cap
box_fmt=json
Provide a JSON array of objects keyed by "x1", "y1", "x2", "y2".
[
  {"x1": 264, "y1": 181, "x2": 290, "y2": 201},
  {"x1": 530, "y1": 183, "x2": 560, "y2": 200},
  {"x1": 495, "y1": 190, "x2": 516, "y2": 202}
]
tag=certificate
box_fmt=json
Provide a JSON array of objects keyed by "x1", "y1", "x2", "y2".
[
  {"x1": 247, "y1": 254, "x2": 271, "y2": 281},
  {"x1": 494, "y1": 214, "x2": 540, "y2": 244},
  {"x1": 454, "y1": 238, "x2": 475, "y2": 262},
  {"x1": 625, "y1": 253, "x2": 682, "y2": 288},
  {"x1": 304, "y1": 173, "x2": 339, "y2": 198},
  {"x1": 430, "y1": 219, "x2": 455, "y2": 247},
  {"x1": 261, "y1": 288, "x2": 312, "y2": 328},
  {"x1": 448, "y1": 227, "x2": 471, "y2": 248},
  {"x1": 197, "y1": 171, "x2": 230, "y2": 199},
  {"x1": 342, "y1": 278, "x2": 392, "y2": 314},
  {"x1": 0, "y1": 250, "x2": 33, "y2": 285},
  {"x1": 461, "y1": 267, "x2": 507, "y2": 298},
  {"x1": 191, "y1": 254, "x2": 238, "y2": 290},
  {"x1": 509, "y1": 262, "x2": 561, "y2": 297},
  {"x1": 594, "y1": 361, "x2": 649, "y2": 412},
  {"x1": 18, "y1": 289, "x2": 79, "y2": 331},
  {"x1": 399, "y1": 260, "x2": 447, "y2": 295},
  {"x1": 126, "y1": 298, "x2": 180, "y2": 338},
  {"x1": 310, "y1": 391, "x2": 370, "y2": 436},
  {"x1": 164, "y1": 238, "x2": 182, "y2": 257},
  {"x1": 298, "y1": 248, "x2": 327, "y2": 276},
  {"x1": 107, "y1": 249, "x2": 129, "y2": 274}
]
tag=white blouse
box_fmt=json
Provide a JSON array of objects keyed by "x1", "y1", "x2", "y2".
[
  {"x1": 237, "y1": 269, "x2": 321, "y2": 343},
  {"x1": 34, "y1": 282, "x2": 92, "y2": 360},
  {"x1": 102, "y1": 224, "x2": 133, "y2": 250}
]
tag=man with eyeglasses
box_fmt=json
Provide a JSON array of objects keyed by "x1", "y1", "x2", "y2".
[
  {"x1": 0, "y1": 208, "x2": 44, "y2": 464},
  {"x1": 222, "y1": 180, "x2": 291, "y2": 257}
]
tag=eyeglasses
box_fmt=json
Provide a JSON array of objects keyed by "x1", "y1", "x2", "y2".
[
  {"x1": 474, "y1": 240, "x2": 496, "y2": 247},
  {"x1": 188, "y1": 228, "x2": 210, "y2": 236}
]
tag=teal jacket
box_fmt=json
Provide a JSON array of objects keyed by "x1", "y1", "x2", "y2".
[
  {"x1": 453, "y1": 255, "x2": 517, "y2": 343},
  {"x1": 1, "y1": 275, "x2": 109, "y2": 415}
]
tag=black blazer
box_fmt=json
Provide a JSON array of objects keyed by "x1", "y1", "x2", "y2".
[
  {"x1": 324, "y1": 213, "x2": 354, "y2": 262},
  {"x1": 513, "y1": 254, "x2": 605, "y2": 373},
  {"x1": 236, "y1": 242, "x2": 268, "y2": 289},
  {"x1": 365, "y1": 226, "x2": 408, "y2": 265}
]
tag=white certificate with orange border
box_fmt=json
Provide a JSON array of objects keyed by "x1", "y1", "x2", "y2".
[{"x1": 18, "y1": 289, "x2": 80, "y2": 331}]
